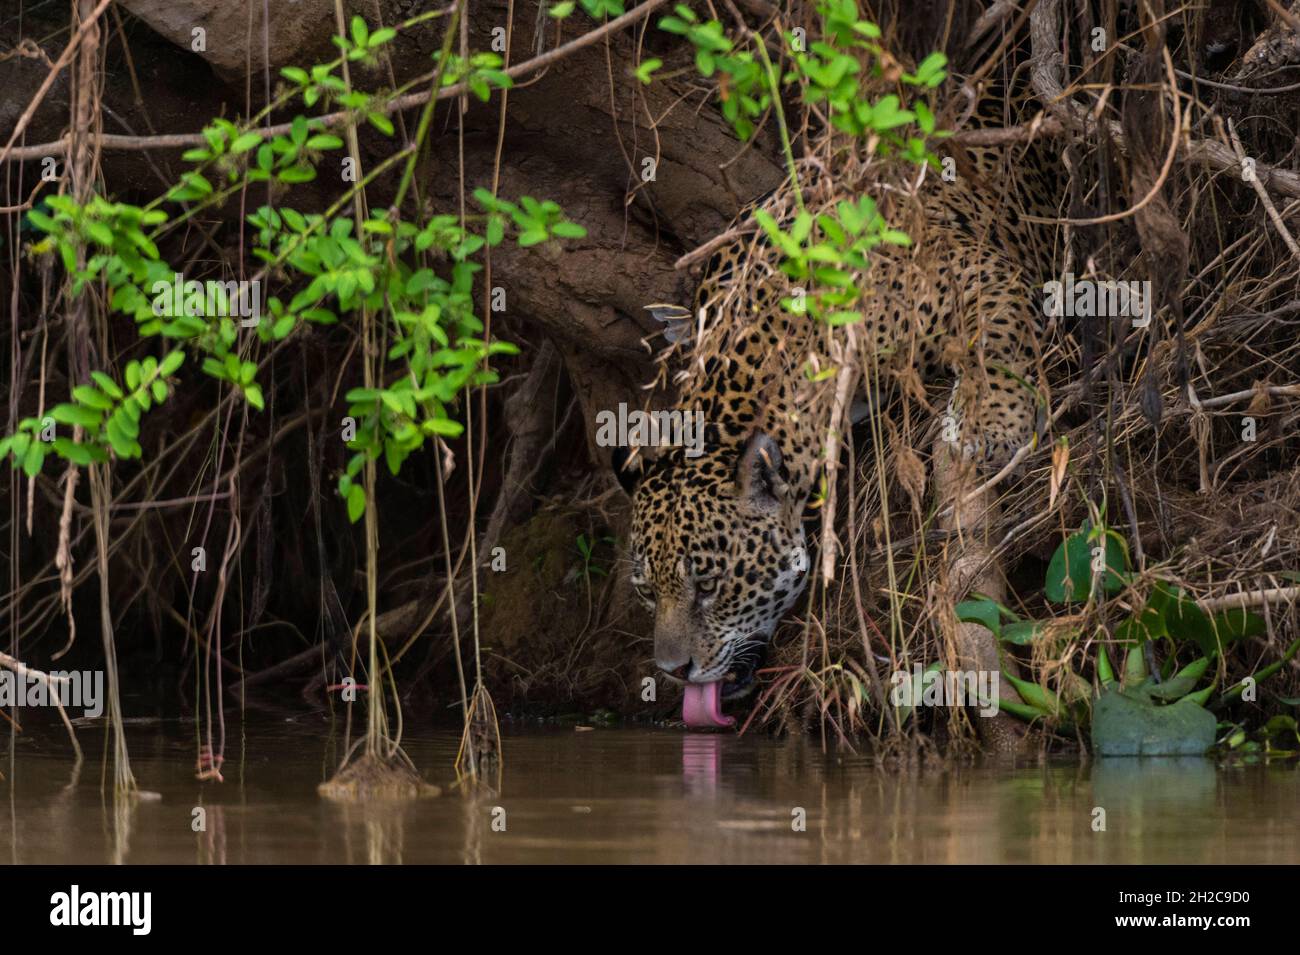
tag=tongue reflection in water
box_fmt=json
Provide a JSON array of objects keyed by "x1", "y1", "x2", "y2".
[{"x1": 682, "y1": 681, "x2": 735, "y2": 728}]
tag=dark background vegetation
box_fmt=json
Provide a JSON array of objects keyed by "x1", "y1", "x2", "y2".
[{"x1": 3, "y1": 0, "x2": 1299, "y2": 746}]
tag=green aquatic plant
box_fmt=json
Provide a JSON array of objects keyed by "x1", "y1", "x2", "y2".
[{"x1": 958, "y1": 520, "x2": 1292, "y2": 755}]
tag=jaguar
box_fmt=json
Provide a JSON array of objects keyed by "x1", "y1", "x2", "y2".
[{"x1": 614, "y1": 109, "x2": 1062, "y2": 728}]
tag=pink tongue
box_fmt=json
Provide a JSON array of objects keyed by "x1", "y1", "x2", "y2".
[{"x1": 682, "y1": 681, "x2": 735, "y2": 729}]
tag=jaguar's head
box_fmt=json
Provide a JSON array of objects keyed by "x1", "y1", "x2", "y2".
[{"x1": 614, "y1": 432, "x2": 810, "y2": 727}]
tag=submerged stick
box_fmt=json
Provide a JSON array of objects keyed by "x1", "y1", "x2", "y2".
[{"x1": 0, "y1": 651, "x2": 83, "y2": 761}]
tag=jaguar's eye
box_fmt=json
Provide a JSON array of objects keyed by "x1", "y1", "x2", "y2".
[
  {"x1": 696, "y1": 576, "x2": 718, "y2": 595},
  {"x1": 632, "y1": 580, "x2": 655, "y2": 605}
]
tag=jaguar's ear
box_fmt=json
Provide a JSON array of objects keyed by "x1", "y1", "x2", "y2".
[
  {"x1": 736, "y1": 431, "x2": 788, "y2": 506},
  {"x1": 612, "y1": 447, "x2": 644, "y2": 496}
]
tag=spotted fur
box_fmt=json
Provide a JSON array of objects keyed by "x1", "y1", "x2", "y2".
[{"x1": 616, "y1": 127, "x2": 1062, "y2": 697}]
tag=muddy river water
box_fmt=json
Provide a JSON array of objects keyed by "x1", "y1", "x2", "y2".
[{"x1": 3, "y1": 719, "x2": 1297, "y2": 864}]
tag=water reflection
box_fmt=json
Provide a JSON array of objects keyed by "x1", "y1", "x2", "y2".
[
  {"x1": 681, "y1": 735, "x2": 722, "y2": 795},
  {"x1": 330, "y1": 802, "x2": 409, "y2": 865},
  {"x1": 196, "y1": 804, "x2": 227, "y2": 865},
  {"x1": 2, "y1": 718, "x2": 1297, "y2": 864}
]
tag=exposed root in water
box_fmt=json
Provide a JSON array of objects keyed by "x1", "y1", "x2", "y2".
[
  {"x1": 455, "y1": 682, "x2": 502, "y2": 789},
  {"x1": 317, "y1": 752, "x2": 441, "y2": 802}
]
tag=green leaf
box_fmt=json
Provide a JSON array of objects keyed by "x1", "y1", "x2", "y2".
[
  {"x1": 49, "y1": 403, "x2": 102, "y2": 428},
  {"x1": 635, "y1": 57, "x2": 663, "y2": 84},
  {"x1": 1210, "y1": 607, "x2": 1267, "y2": 644},
  {"x1": 26, "y1": 210, "x2": 57, "y2": 233},
  {"x1": 277, "y1": 165, "x2": 317, "y2": 184},
  {"x1": 113, "y1": 404, "x2": 140, "y2": 439},
  {"x1": 85, "y1": 222, "x2": 114, "y2": 247},
  {"x1": 997, "y1": 699, "x2": 1056, "y2": 725},
  {"x1": 1003, "y1": 672, "x2": 1063, "y2": 717},
  {"x1": 1001, "y1": 620, "x2": 1049, "y2": 646},
  {"x1": 306, "y1": 134, "x2": 344, "y2": 150},
  {"x1": 1146, "y1": 583, "x2": 1264, "y2": 658},
  {"x1": 1146, "y1": 657, "x2": 1210, "y2": 701},
  {"x1": 1123, "y1": 643, "x2": 1147, "y2": 686},
  {"x1": 346, "y1": 483, "x2": 366, "y2": 523},
  {"x1": 915, "y1": 100, "x2": 935, "y2": 134},
  {"x1": 384, "y1": 440, "x2": 402, "y2": 476},
  {"x1": 427, "y1": 417, "x2": 464, "y2": 437},
  {"x1": 1096, "y1": 643, "x2": 1117, "y2": 687},
  {"x1": 159, "y1": 350, "x2": 185, "y2": 377},
  {"x1": 1183, "y1": 685, "x2": 1214, "y2": 707},
  {"x1": 184, "y1": 172, "x2": 213, "y2": 197},
  {"x1": 22, "y1": 441, "x2": 45, "y2": 478},
  {"x1": 271, "y1": 315, "x2": 295, "y2": 339},
  {"x1": 302, "y1": 308, "x2": 337, "y2": 325},
  {"x1": 551, "y1": 221, "x2": 587, "y2": 239},
  {"x1": 1115, "y1": 601, "x2": 1167, "y2": 644},
  {"x1": 72, "y1": 385, "x2": 113, "y2": 410},
  {"x1": 350, "y1": 15, "x2": 369, "y2": 48},
  {"x1": 52, "y1": 437, "x2": 94, "y2": 465},
  {"x1": 955, "y1": 598, "x2": 1000, "y2": 637},
  {"x1": 231, "y1": 132, "x2": 263, "y2": 154},
  {"x1": 1044, "y1": 522, "x2": 1127, "y2": 603}
]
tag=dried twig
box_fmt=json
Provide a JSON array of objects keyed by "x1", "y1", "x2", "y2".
[
  {"x1": 0, "y1": 650, "x2": 82, "y2": 760},
  {"x1": 1, "y1": 0, "x2": 675, "y2": 163},
  {"x1": 1227, "y1": 118, "x2": 1300, "y2": 260}
]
